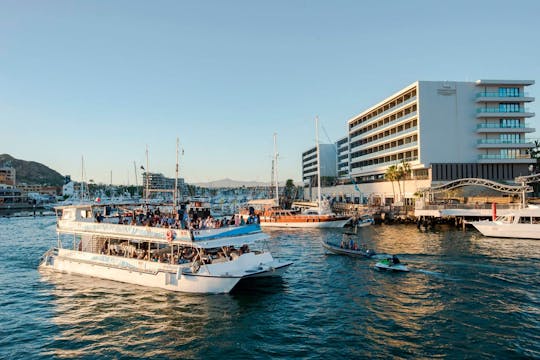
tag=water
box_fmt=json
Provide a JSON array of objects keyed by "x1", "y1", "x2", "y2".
[{"x1": 0, "y1": 217, "x2": 538, "y2": 359}]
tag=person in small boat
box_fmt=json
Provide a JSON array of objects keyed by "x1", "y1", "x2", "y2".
[{"x1": 392, "y1": 255, "x2": 400, "y2": 264}]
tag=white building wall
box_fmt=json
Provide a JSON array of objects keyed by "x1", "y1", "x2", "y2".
[{"x1": 417, "y1": 81, "x2": 478, "y2": 164}]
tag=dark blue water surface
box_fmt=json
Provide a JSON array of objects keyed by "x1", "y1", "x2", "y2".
[{"x1": 0, "y1": 216, "x2": 538, "y2": 359}]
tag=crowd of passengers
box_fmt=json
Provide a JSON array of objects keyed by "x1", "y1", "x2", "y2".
[
  {"x1": 95, "y1": 206, "x2": 260, "y2": 230},
  {"x1": 100, "y1": 241, "x2": 250, "y2": 265}
]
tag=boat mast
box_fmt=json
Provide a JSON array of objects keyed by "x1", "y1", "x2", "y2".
[
  {"x1": 133, "y1": 161, "x2": 138, "y2": 189},
  {"x1": 174, "y1": 137, "x2": 179, "y2": 216},
  {"x1": 273, "y1": 132, "x2": 279, "y2": 207},
  {"x1": 315, "y1": 116, "x2": 321, "y2": 209},
  {"x1": 81, "y1": 156, "x2": 85, "y2": 201},
  {"x1": 145, "y1": 145, "x2": 149, "y2": 204}
]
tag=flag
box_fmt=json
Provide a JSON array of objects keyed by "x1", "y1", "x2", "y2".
[{"x1": 140, "y1": 165, "x2": 145, "y2": 170}]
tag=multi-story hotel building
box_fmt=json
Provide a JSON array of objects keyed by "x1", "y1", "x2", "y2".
[
  {"x1": 303, "y1": 79, "x2": 536, "y2": 204},
  {"x1": 302, "y1": 144, "x2": 337, "y2": 186}
]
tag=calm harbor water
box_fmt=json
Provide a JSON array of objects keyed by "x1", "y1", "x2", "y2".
[{"x1": 0, "y1": 215, "x2": 538, "y2": 359}]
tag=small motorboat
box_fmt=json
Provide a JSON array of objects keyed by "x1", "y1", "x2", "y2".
[
  {"x1": 374, "y1": 257, "x2": 410, "y2": 272},
  {"x1": 321, "y1": 240, "x2": 377, "y2": 258}
]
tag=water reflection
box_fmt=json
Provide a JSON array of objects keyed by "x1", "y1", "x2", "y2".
[{"x1": 40, "y1": 272, "x2": 238, "y2": 359}]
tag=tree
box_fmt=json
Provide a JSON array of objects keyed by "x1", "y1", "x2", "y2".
[
  {"x1": 384, "y1": 165, "x2": 399, "y2": 203},
  {"x1": 399, "y1": 160, "x2": 412, "y2": 204}
]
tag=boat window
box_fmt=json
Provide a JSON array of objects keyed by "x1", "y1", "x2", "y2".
[
  {"x1": 519, "y1": 216, "x2": 532, "y2": 224},
  {"x1": 532, "y1": 217, "x2": 540, "y2": 224},
  {"x1": 62, "y1": 209, "x2": 75, "y2": 221}
]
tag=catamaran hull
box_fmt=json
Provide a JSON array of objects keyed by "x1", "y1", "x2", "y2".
[
  {"x1": 470, "y1": 222, "x2": 540, "y2": 240},
  {"x1": 242, "y1": 261, "x2": 293, "y2": 278},
  {"x1": 39, "y1": 249, "x2": 286, "y2": 294}
]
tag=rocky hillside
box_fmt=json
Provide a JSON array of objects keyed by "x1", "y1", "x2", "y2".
[{"x1": 0, "y1": 154, "x2": 64, "y2": 186}]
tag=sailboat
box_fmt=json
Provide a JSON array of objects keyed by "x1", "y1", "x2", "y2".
[{"x1": 243, "y1": 122, "x2": 352, "y2": 228}]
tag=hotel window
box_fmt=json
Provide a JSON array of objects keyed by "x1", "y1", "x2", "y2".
[
  {"x1": 500, "y1": 134, "x2": 520, "y2": 143},
  {"x1": 498, "y1": 87, "x2": 520, "y2": 97},
  {"x1": 500, "y1": 149, "x2": 519, "y2": 158},
  {"x1": 499, "y1": 103, "x2": 520, "y2": 112},
  {"x1": 500, "y1": 119, "x2": 520, "y2": 128}
]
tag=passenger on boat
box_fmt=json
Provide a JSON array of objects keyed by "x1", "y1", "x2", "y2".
[
  {"x1": 392, "y1": 255, "x2": 400, "y2": 264},
  {"x1": 349, "y1": 238, "x2": 354, "y2": 249}
]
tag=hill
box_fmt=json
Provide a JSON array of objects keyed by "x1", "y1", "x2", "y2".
[
  {"x1": 192, "y1": 178, "x2": 271, "y2": 188},
  {"x1": 0, "y1": 154, "x2": 64, "y2": 186}
]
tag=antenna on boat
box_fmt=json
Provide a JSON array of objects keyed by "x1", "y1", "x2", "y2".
[{"x1": 273, "y1": 132, "x2": 279, "y2": 207}]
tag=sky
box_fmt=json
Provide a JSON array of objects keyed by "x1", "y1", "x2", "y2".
[{"x1": 1, "y1": 0, "x2": 539, "y2": 185}]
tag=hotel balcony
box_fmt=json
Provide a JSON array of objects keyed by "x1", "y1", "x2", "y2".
[
  {"x1": 350, "y1": 156, "x2": 419, "y2": 176},
  {"x1": 476, "y1": 108, "x2": 535, "y2": 118},
  {"x1": 349, "y1": 112, "x2": 417, "y2": 142},
  {"x1": 477, "y1": 154, "x2": 532, "y2": 164},
  {"x1": 348, "y1": 96, "x2": 417, "y2": 132},
  {"x1": 350, "y1": 142, "x2": 418, "y2": 163},
  {"x1": 475, "y1": 92, "x2": 534, "y2": 103},
  {"x1": 476, "y1": 139, "x2": 533, "y2": 149},
  {"x1": 476, "y1": 123, "x2": 535, "y2": 133}
]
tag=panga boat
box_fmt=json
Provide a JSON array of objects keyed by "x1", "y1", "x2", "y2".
[
  {"x1": 469, "y1": 205, "x2": 540, "y2": 240},
  {"x1": 321, "y1": 240, "x2": 377, "y2": 258},
  {"x1": 374, "y1": 258, "x2": 410, "y2": 272},
  {"x1": 39, "y1": 205, "x2": 292, "y2": 294}
]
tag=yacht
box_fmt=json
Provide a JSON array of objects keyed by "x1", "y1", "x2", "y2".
[
  {"x1": 469, "y1": 205, "x2": 540, "y2": 240},
  {"x1": 39, "y1": 204, "x2": 292, "y2": 293}
]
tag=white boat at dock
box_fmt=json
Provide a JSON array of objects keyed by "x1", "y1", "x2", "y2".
[
  {"x1": 469, "y1": 205, "x2": 540, "y2": 240},
  {"x1": 39, "y1": 204, "x2": 292, "y2": 293}
]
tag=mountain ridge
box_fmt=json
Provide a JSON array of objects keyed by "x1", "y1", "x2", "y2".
[{"x1": 0, "y1": 154, "x2": 65, "y2": 186}]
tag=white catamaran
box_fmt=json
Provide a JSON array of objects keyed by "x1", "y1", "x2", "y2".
[{"x1": 39, "y1": 204, "x2": 292, "y2": 293}]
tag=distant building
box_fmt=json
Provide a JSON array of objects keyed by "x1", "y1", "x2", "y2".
[
  {"x1": 17, "y1": 184, "x2": 58, "y2": 196},
  {"x1": 142, "y1": 172, "x2": 185, "y2": 198},
  {"x1": 0, "y1": 167, "x2": 16, "y2": 186},
  {"x1": 301, "y1": 144, "x2": 337, "y2": 187}
]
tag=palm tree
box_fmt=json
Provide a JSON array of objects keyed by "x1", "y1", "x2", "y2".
[
  {"x1": 399, "y1": 160, "x2": 411, "y2": 204},
  {"x1": 384, "y1": 165, "x2": 399, "y2": 203}
]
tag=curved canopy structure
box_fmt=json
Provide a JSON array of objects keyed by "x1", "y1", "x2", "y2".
[{"x1": 420, "y1": 177, "x2": 532, "y2": 195}]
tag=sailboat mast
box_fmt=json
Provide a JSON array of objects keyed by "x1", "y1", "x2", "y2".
[
  {"x1": 315, "y1": 116, "x2": 321, "y2": 208},
  {"x1": 273, "y1": 133, "x2": 279, "y2": 206},
  {"x1": 145, "y1": 145, "x2": 149, "y2": 204},
  {"x1": 174, "y1": 137, "x2": 179, "y2": 215},
  {"x1": 81, "y1": 156, "x2": 84, "y2": 201},
  {"x1": 133, "y1": 161, "x2": 138, "y2": 188}
]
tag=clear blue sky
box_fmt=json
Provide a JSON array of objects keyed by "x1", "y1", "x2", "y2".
[{"x1": 1, "y1": 0, "x2": 539, "y2": 185}]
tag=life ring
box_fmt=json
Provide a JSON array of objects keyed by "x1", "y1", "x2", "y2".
[{"x1": 166, "y1": 230, "x2": 176, "y2": 242}]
